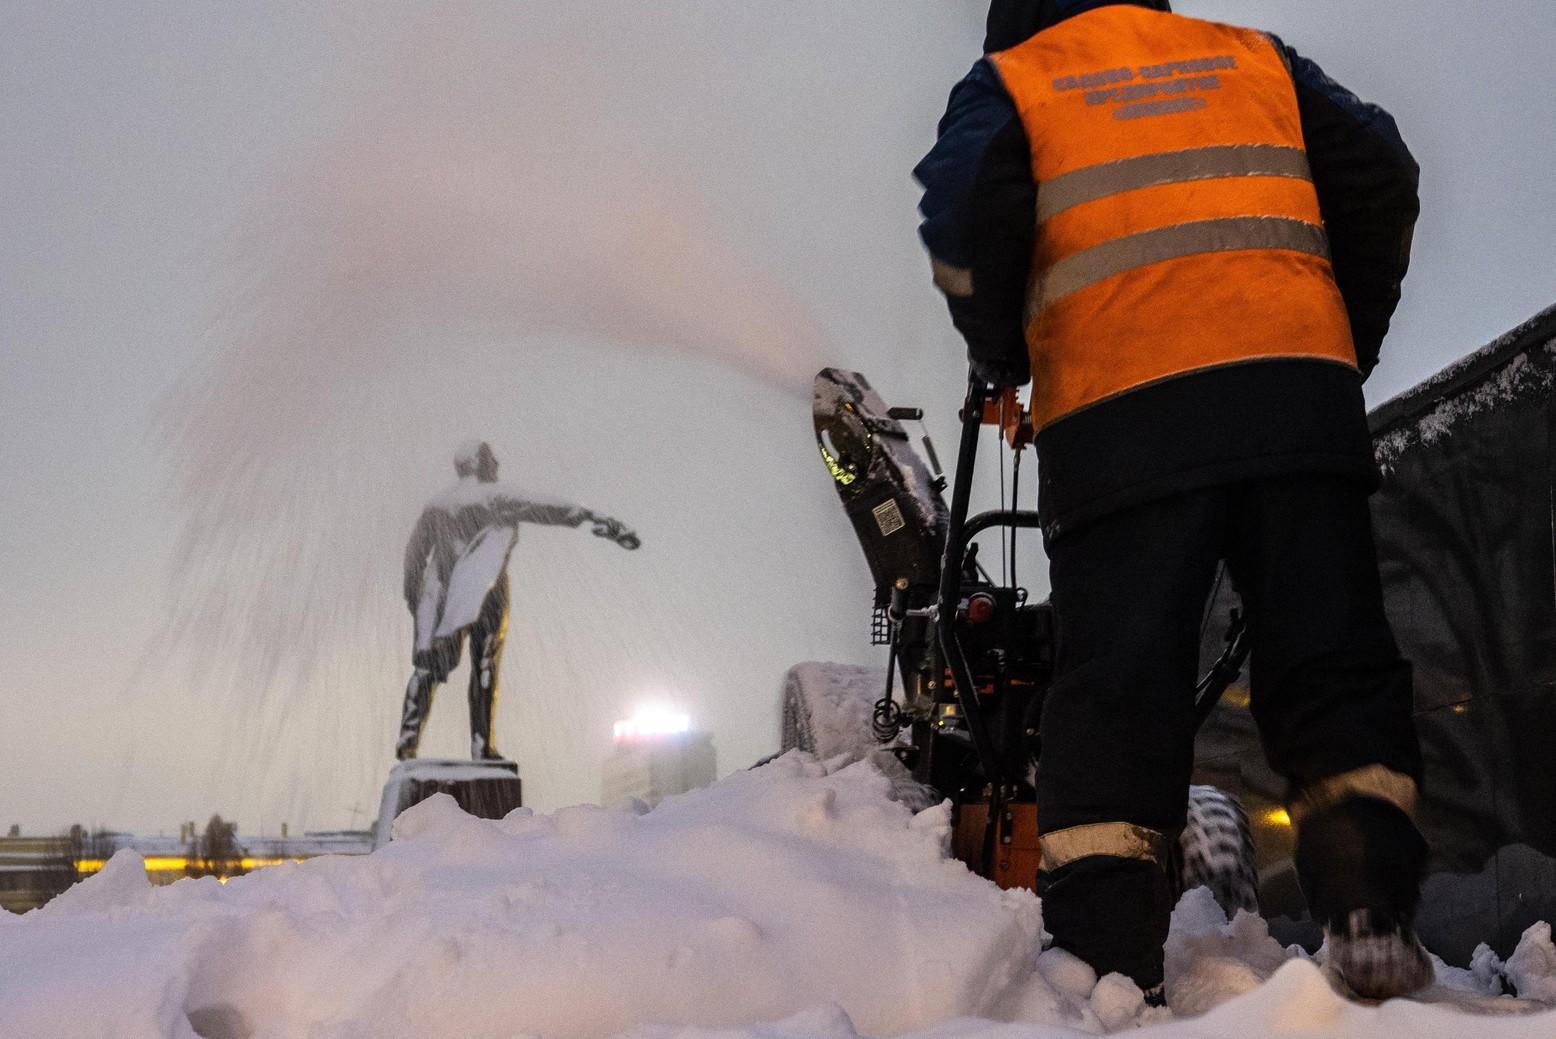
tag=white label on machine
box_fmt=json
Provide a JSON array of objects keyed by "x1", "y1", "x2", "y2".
[{"x1": 872, "y1": 499, "x2": 906, "y2": 537}]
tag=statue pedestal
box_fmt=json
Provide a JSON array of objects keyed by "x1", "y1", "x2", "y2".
[{"x1": 372, "y1": 757, "x2": 522, "y2": 849}]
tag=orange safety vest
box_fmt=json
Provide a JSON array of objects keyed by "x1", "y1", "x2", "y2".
[{"x1": 989, "y1": 6, "x2": 1357, "y2": 432}]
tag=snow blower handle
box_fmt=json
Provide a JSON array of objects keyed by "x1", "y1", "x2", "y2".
[{"x1": 936, "y1": 375, "x2": 1007, "y2": 787}]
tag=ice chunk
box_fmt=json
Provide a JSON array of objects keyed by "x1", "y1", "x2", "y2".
[{"x1": 1506, "y1": 921, "x2": 1556, "y2": 1003}]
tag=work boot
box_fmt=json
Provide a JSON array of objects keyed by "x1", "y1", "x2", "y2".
[
  {"x1": 1294, "y1": 795, "x2": 1430, "y2": 1000},
  {"x1": 1037, "y1": 854, "x2": 1175, "y2": 996},
  {"x1": 1325, "y1": 908, "x2": 1432, "y2": 1000}
]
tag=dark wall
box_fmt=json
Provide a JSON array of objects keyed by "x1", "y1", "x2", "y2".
[{"x1": 1196, "y1": 305, "x2": 1556, "y2": 963}]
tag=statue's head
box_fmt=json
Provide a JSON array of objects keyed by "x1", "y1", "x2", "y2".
[{"x1": 454, "y1": 440, "x2": 499, "y2": 482}]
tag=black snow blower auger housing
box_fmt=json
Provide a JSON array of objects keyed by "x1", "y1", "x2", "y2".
[{"x1": 792, "y1": 368, "x2": 1256, "y2": 910}]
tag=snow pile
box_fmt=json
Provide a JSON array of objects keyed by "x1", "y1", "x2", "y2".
[
  {"x1": 0, "y1": 755, "x2": 1044, "y2": 1038},
  {"x1": 1506, "y1": 923, "x2": 1556, "y2": 1004},
  {"x1": 3, "y1": 755, "x2": 1554, "y2": 1039}
]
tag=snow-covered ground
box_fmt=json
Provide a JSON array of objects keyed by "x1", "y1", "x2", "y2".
[{"x1": 2, "y1": 754, "x2": 1552, "y2": 1038}]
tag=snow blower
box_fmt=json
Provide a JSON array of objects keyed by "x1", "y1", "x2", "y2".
[{"x1": 789, "y1": 368, "x2": 1259, "y2": 915}]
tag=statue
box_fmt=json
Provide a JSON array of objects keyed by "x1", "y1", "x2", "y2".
[{"x1": 397, "y1": 440, "x2": 639, "y2": 760}]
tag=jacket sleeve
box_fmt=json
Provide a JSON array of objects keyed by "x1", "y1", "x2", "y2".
[
  {"x1": 1275, "y1": 38, "x2": 1420, "y2": 378},
  {"x1": 913, "y1": 59, "x2": 1036, "y2": 387}
]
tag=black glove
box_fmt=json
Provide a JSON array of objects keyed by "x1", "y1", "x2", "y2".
[
  {"x1": 946, "y1": 293, "x2": 1031, "y2": 389},
  {"x1": 970, "y1": 352, "x2": 1030, "y2": 390}
]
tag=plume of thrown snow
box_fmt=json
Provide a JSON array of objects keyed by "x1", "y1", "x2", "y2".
[{"x1": 147, "y1": 4, "x2": 862, "y2": 820}]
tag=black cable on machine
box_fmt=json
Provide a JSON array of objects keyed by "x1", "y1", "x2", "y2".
[
  {"x1": 872, "y1": 578, "x2": 910, "y2": 742},
  {"x1": 1009, "y1": 447, "x2": 1021, "y2": 587},
  {"x1": 872, "y1": 635, "x2": 903, "y2": 742},
  {"x1": 997, "y1": 400, "x2": 1008, "y2": 583}
]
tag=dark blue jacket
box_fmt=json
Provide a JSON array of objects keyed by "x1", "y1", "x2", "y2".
[{"x1": 914, "y1": 0, "x2": 1420, "y2": 536}]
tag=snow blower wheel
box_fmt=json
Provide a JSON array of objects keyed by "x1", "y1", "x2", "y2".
[{"x1": 1176, "y1": 785, "x2": 1261, "y2": 918}]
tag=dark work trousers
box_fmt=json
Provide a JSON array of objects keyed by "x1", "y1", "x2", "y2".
[
  {"x1": 397, "y1": 574, "x2": 510, "y2": 760},
  {"x1": 1036, "y1": 474, "x2": 1425, "y2": 990}
]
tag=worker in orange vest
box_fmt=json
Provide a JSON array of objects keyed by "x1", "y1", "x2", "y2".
[{"x1": 916, "y1": 0, "x2": 1427, "y2": 1002}]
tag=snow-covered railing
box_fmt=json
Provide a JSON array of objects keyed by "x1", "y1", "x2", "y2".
[{"x1": 1371, "y1": 303, "x2": 1556, "y2": 471}]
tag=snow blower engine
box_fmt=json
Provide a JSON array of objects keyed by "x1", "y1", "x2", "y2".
[{"x1": 809, "y1": 368, "x2": 1254, "y2": 900}]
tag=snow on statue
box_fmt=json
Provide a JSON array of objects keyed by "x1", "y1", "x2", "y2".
[{"x1": 397, "y1": 440, "x2": 639, "y2": 760}]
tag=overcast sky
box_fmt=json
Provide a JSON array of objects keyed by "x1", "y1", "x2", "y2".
[{"x1": 3, "y1": 1, "x2": 1552, "y2": 836}]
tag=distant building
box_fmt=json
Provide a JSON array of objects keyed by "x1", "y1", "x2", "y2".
[
  {"x1": 601, "y1": 709, "x2": 717, "y2": 807},
  {"x1": 0, "y1": 825, "x2": 372, "y2": 913},
  {"x1": 0, "y1": 835, "x2": 77, "y2": 913}
]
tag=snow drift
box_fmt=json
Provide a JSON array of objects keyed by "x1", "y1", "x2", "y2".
[{"x1": 2, "y1": 754, "x2": 1553, "y2": 1038}]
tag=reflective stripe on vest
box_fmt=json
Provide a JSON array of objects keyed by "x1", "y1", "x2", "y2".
[
  {"x1": 1032, "y1": 215, "x2": 1330, "y2": 315},
  {"x1": 1038, "y1": 821, "x2": 1169, "y2": 870},
  {"x1": 1035, "y1": 144, "x2": 1313, "y2": 223},
  {"x1": 991, "y1": 7, "x2": 1357, "y2": 430}
]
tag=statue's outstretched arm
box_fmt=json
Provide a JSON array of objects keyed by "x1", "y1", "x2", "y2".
[
  {"x1": 493, "y1": 493, "x2": 593, "y2": 528},
  {"x1": 493, "y1": 490, "x2": 640, "y2": 549}
]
